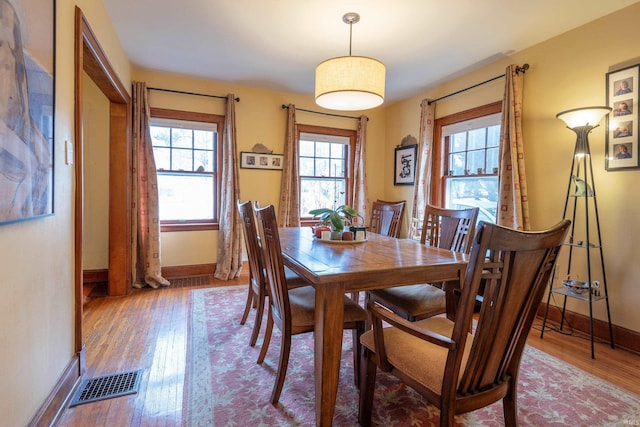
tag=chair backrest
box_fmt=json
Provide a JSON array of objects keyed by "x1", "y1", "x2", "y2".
[
  {"x1": 421, "y1": 204, "x2": 479, "y2": 253},
  {"x1": 254, "y1": 204, "x2": 292, "y2": 328},
  {"x1": 445, "y1": 220, "x2": 570, "y2": 401},
  {"x1": 370, "y1": 199, "x2": 406, "y2": 237},
  {"x1": 237, "y1": 200, "x2": 266, "y2": 295}
]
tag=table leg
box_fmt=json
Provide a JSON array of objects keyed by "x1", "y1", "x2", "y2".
[{"x1": 314, "y1": 284, "x2": 345, "y2": 427}]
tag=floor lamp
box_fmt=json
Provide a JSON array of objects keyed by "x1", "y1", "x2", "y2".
[{"x1": 541, "y1": 106, "x2": 615, "y2": 359}]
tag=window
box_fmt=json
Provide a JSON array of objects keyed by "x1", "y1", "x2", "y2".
[
  {"x1": 149, "y1": 108, "x2": 224, "y2": 231},
  {"x1": 436, "y1": 103, "x2": 502, "y2": 224},
  {"x1": 297, "y1": 125, "x2": 356, "y2": 224}
]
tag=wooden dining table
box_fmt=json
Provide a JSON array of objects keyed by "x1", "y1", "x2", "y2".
[{"x1": 278, "y1": 227, "x2": 468, "y2": 426}]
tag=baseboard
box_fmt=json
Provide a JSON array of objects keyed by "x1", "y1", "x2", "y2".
[
  {"x1": 82, "y1": 264, "x2": 218, "y2": 287},
  {"x1": 27, "y1": 350, "x2": 83, "y2": 427},
  {"x1": 537, "y1": 303, "x2": 640, "y2": 355}
]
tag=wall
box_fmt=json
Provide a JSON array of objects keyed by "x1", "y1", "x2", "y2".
[
  {"x1": 0, "y1": 0, "x2": 130, "y2": 425},
  {"x1": 384, "y1": 3, "x2": 640, "y2": 332},
  {"x1": 133, "y1": 69, "x2": 388, "y2": 266}
]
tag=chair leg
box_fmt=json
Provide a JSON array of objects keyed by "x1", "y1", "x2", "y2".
[
  {"x1": 358, "y1": 348, "x2": 377, "y2": 427},
  {"x1": 257, "y1": 306, "x2": 274, "y2": 364},
  {"x1": 503, "y1": 383, "x2": 518, "y2": 426},
  {"x1": 270, "y1": 328, "x2": 292, "y2": 405},
  {"x1": 240, "y1": 286, "x2": 254, "y2": 326},
  {"x1": 249, "y1": 291, "x2": 266, "y2": 347},
  {"x1": 352, "y1": 321, "x2": 365, "y2": 387}
]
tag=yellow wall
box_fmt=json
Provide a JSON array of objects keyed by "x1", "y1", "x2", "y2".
[
  {"x1": 133, "y1": 69, "x2": 388, "y2": 266},
  {"x1": 0, "y1": 0, "x2": 131, "y2": 425},
  {"x1": 82, "y1": 72, "x2": 110, "y2": 269},
  {"x1": 385, "y1": 3, "x2": 640, "y2": 332}
]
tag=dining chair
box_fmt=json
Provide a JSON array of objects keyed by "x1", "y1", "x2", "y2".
[
  {"x1": 358, "y1": 219, "x2": 571, "y2": 426},
  {"x1": 254, "y1": 204, "x2": 368, "y2": 404},
  {"x1": 366, "y1": 204, "x2": 479, "y2": 321},
  {"x1": 369, "y1": 199, "x2": 406, "y2": 238},
  {"x1": 237, "y1": 200, "x2": 307, "y2": 347}
]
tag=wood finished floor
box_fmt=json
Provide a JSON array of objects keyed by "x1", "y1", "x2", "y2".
[{"x1": 58, "y1": 275, "x2": 640, "y2": 426}]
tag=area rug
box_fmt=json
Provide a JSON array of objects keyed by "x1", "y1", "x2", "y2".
[{"x1": 183, "y1": 286, "x2": 640, "y2": 426}]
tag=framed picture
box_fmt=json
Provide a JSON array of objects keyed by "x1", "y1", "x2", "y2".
[
  {"x1": 394, "y1": 144, "x2": 418, "y2": 185},
  {"x1": 0, "y1": 0, "x2": 55, "y2": 225},
  {"x1": 606, "y1": 64, "x2": 639, "y2": 170},
  {"x1": 240, "y1": 152, "x2": 284, "y2": 170}
]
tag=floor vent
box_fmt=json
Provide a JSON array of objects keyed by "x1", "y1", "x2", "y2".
[{"x1": 69, "y1": 369, "x2": 142, "y2": 407}]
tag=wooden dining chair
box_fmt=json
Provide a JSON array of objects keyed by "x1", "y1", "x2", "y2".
[
  {"x1": 358, "y1": 219, "x2": 571, "y2": 426},
  {"x1": 237, "y1": 200, "x2": 307, "y2": 347},
  {"x1": 254, "y1": 204, "x2": 368, "y2": 404},
  {"x1": 366, "y1": 204, "x2": 479, "y2": 321},
  {"x1": 369, "y1": 199, "x2": 406, "y2": 238}
]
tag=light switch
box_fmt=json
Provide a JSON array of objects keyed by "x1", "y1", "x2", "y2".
[{"x1": 65, "y1": 140, "x2": 74, "y2": 165}]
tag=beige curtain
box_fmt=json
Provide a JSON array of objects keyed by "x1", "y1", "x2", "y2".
[
  {"x1": 277, "y1": 104, "x2": 300, "y2": 227},
  {"x1": 214, "y1": 94, "x2": 243, "y2": 280},
  {"x1": 352, "y1": 116, "x2": 369, "y2": 223},
  {"x1": 498, "y1": 64, "x2": 530, "y2": 231},
  {"x1": 411, "y1": 99, "x2": 436, "y2": 227},
  {"x1": 131, "y1": 81, "x2": 170, "y2": 288}
]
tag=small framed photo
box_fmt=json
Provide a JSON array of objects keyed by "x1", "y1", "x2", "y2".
[
  {"x1": 606, "y1": 64, "x2": 640, "y2": 170},
  {"x1": 394, "y1": 144, "x2": 418, "y2": 185},
  {"x1": 240, "y1": 152, "x2": 284, "y2": 170}
]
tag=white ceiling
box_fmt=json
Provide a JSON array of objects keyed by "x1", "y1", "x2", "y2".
[{"x1": 102, "y1": 0, "x2": 639, "y2": 105}]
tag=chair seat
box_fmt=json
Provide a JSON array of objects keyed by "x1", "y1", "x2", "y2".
[
  {"x1": 284, "y1": 266, "x2": 308, "y2": 288},
  {"x1": 360, "y1": 316, "x2": 473, "y2": 393},
  {"x1": 289, "y1": 286, "x2": 368, "y2": 331},
  {"x1": 368, "y1": 284, "x2": 445, "y2": 319}
]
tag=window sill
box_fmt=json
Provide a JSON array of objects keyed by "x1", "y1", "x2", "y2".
[{"x1": 161, "y1": 222, "x2": 218, "y2": 232}]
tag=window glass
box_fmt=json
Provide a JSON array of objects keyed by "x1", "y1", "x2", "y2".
[
  {"x1": 442, "y1": 113, "x2": 501, "y2": 223},
  {"x1": 149, "y1": 113, "x2": 221, "y2": 226}
]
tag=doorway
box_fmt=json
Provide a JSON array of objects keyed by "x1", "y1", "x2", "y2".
[{"x1": 74, "y1": 7, "x2": 132, "y2": 366}]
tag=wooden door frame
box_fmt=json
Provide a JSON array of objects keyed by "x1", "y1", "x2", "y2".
[{"x1": 74, "y1": 7, "x2": 132, "y2": 362}]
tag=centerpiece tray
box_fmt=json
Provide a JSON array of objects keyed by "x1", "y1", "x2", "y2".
[{"x1": 315, "y1": 237, "x2": 367, "y2": 244}]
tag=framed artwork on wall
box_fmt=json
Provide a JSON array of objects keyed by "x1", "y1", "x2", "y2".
[
  {"x1": 394, "y1": 144, "x2": 417, "y2": 185},
  {"x1": 606, "y1": 64, "x2": 639, "y2": 171},
  {"x1": 240, "y1": 152, "x2": 284, "y2": 170},
  {"x1": 0, "y1": 0, "x2": 55, "y2": 224}
]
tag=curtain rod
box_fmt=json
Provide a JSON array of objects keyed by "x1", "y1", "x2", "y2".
[
  {"x1": 148, "y1": 87, "x2": 240, "y2": 102},
  {"x1": 281, "y1": 104, "x2": 365, "y2": 120},
  {"x1": 427, "y1": 63, "x2": 529, "y2": 105}
]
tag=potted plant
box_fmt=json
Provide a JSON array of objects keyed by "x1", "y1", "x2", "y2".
[{"x1": 309, "y1": 205, "x2": 359, "y2": 233}]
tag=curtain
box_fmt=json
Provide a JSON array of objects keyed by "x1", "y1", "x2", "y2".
[
  {"x1": 214, "y1": 94, "x2": 243, "y2": 280},
  {"x1": 277, "y1": 104, "x2": 300, "y2": 227},
  {"x1": 498, "y1": 64, "x2": 530, "y2": 230},
  {"x1": 352, "y1": 115, "x2": 369, "y2": 224},
  {"x1": 131, "y1": 81, "x2": 170, "y2": 288},
  {"x1": 411, "y1": 99, "x2": 436, "y2": 229}
]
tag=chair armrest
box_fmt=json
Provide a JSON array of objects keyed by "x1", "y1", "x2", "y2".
[{"x1": 367, "y1": 300, "x2": 456, "y2": 370}]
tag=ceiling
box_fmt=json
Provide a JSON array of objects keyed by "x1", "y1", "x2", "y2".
[{"x1": 102, "y1": 0, "x2": 639, "y2": 105}]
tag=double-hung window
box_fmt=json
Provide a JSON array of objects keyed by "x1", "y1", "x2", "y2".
[
  {"x1": 297, "y1": 125, "x2": 356, "y2": 224},
  {"x1": 438, "y1": 105, "x2": 501, "y2": 224},
  {"x1": 149, "y1": 109, "x2": 224, "y2": 231}
]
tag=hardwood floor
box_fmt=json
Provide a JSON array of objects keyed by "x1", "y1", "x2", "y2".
[{"x1": 58, "y1": 275, "x2": 640, "y2": 426}]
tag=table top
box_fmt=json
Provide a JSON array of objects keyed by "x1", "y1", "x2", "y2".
[{"x1": 278, "y1": 227, "x2": 468, "y2": 292}]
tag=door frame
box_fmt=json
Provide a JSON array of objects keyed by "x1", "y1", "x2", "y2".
[{"x1": 74, "y1": 7, "x2": 132, "y2": 363}]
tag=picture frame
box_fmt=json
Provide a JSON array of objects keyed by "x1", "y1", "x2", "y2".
[
  {"x1": 0, "y1": 0, "x2": 55, "y2": 225},
  {"x1": 394, "y1": 144, "x2": 418, "y2": 185},
  {"x1": 605, "y1": 64, "x2": 640, "y2": 171},
  {"x1": 240, "y1": 152, "x2": 284, "y2": 170}
]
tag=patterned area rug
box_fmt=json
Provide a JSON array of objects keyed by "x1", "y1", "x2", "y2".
[{"x1": 184, "y1": 287, "x2": 640, "y2": 426}]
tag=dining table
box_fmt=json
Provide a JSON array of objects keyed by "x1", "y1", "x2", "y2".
[{"x1": 278, "y1": 227, "x2": 468, "y2": 426}]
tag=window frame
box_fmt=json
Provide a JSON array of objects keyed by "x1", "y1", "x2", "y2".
[
  {"x1": 296, "y1": 124, "x2": 357, "y2": 227},
  {"x1": 432, "y1": 101, "x2": 502, "y2": 208},
  {"x1": 150, "y1": 108, "x2": 224, "y2": 232}
]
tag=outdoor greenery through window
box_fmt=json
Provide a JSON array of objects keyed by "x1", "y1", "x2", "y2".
[
  {"x1": 298, "y1": 127, "x2": 355, "y2": 220},
  {"x1": 443, "y1": 113, "x2": 501, "y2": 223},
  {"x1": 149, "y1": 110, "x2": 223, "y2": 228}
]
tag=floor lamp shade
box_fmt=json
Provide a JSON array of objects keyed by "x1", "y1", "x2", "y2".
[
  {"x1": 315, "y1": 55, "x2": 385, "y2": 111},
  {"x1": 556, "y1": 106, "x2": 611, "y2": 129}
]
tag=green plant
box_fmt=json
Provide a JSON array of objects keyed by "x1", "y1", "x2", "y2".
[{"x1": 309, "y1": 205, "x2": 359, "y2": 232}]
